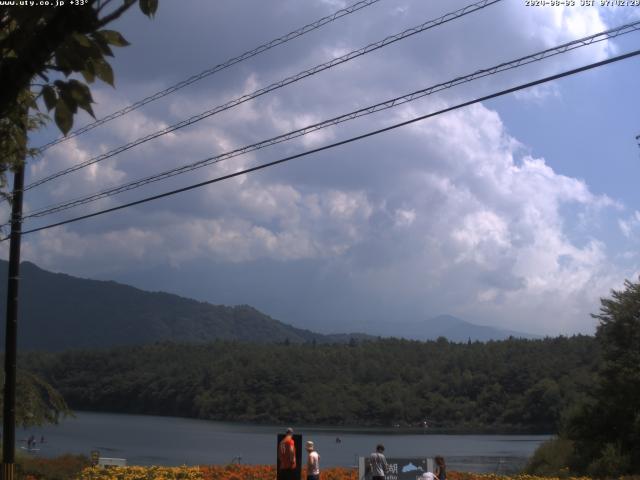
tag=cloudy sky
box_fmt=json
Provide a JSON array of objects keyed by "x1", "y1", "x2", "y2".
[{"x1": 4, "y1": 0, "x2": 640, "y2": 336}]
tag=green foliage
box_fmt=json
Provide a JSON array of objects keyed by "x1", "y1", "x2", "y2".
[
  {"x1": 563, "y1": 278, "x2": 640, "y2": 475},
  {"x1": 524, "y1": 437, "x2": 574, "y2": 477},
  {"x1": 0, "y1": 90, "x2": 47, "y2": 198},
  {"x1": 0, "y1": 0, "x2": 158, "y2": 191},
  {"x1": 0, "y1": 369, "x2": 71, "y2": 428},
  {"x1": 22, "y1": 336, "x2": 598, "y2": 432},
  {"x1": 586, "y1": 443, "x2": 632, "y2": 478},
  {"x1": 139, "y1": 0, "x2": 159, "y2": 17}
]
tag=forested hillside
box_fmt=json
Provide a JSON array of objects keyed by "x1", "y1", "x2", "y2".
[
  {"x1": 22, "y1": 336, "x2": 597, "y2": 432},
  {"x1": 0, "y1": 261, "x2": 369, "y2": 350}
]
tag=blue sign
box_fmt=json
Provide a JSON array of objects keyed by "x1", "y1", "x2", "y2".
[{"x1": 359, "y1": 457, "x2": 433, "y2": 480}]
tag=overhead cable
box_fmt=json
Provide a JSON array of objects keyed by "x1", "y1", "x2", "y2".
[
  {"x1": 23, "y1": 0, "x2": 502, "y2": 193},
  {"x1": 8, "y1": 47, "x2": 640, "y2": 240},
  {"x1": 21, "y1": 19, "x2": 640, "y2": 220},
  {"x1": 34, "y1": 0, "x2": 384, "y2": 153}
]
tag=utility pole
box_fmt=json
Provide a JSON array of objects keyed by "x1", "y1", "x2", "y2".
[{"x1": 2, "y1": 155, "x2": 26, "y2": 480}]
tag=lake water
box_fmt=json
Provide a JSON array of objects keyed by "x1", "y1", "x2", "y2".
[{"x1": 19, "y1": 412, "x2": 550, "y2": 472}]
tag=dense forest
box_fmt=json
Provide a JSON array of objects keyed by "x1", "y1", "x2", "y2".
[
  {"x1": 524, "y1": 279, "x2": 640, "y2": 476},
  {"x1": 21, "y1": 335, "x2": 598, "y2": 432}
]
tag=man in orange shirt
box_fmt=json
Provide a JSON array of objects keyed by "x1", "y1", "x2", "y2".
[{"x1": 278, "y1": 427, "x2": 297, "y2": 480}]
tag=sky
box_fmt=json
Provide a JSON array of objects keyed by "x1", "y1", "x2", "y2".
[{"x1": 3, "y1": 0, "x2": 640, "y2": 337}]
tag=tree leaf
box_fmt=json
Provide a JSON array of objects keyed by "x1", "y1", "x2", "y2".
[
  {"x1": 53, "y1": 47, "x2": 75, "y2": 76},
  {"x1": 90, "y1": 34, "x2": 114, "y2": 57},
  {"x1": 80, "y1": 60, "x2": 96, "y2": 83},
  {"x1": 139, "y1": 0, "x2": 158, "y2": 18},
  {"x1": 77, "y1": 100, "x2": 95, "y2": 118},
  {"x1": 98, "y1": 30, "x2": 130, "y2": 47},
  {"x1": 93, "y1": 58, "x2": 114, "y2": 87},
  {"x1": 68, "y1": 79, "x2": 93, "y2": 102},
  {"x1": 56, "y1": 41, "x2": 96, "y2": 76},
  {"x1": 41, "y1": 85, "x2": 57, "y2": 111},
  {"x1": 59, "y1": 88, "x2": 78, "y2": 115},
  {"x1": 54, "y1": 99, "x2": 73, "y2": 135},
  {"x1": 68, "y1": 80, "x2": 95, "y2": 118},
  {"x1": 72, "y1": 32, "x2": 91, "y2": 47}
]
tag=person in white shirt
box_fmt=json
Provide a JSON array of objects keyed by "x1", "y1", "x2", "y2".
[
  {"x1": 369, "y1": 444, "x2": 388, "y2": 480},
  {"x1": 305, "y1": 441, "x2": 320, "y2": 480}
]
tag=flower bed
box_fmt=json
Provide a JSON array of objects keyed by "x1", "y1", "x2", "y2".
[
  {"x1": 80, "y1": 465, "x2": 202, "y2": 480},
  {"x1": 68, "y1": 464, "x2": 640, "y2": 480},
  {"x1": 199, "y1": 465, "x2": 356, "y2": 480},
  {"x1": 79, "y1": 465, "x2": 358, "y2": 480}
]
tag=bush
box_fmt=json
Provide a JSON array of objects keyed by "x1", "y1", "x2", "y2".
[
  {"x1": 16, "y1": 453, "x2": 90, "y2": 480},
  {"x1": 586, "y1": 443, "x2": 632, "y2": 478},
  {"x1": 524, "y1": 436, "x2": 574, "y2": 477}
]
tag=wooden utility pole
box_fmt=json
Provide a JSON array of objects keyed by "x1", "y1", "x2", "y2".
[{"x1": 2, "y1": 159, "x2": 26, "y2": 480}]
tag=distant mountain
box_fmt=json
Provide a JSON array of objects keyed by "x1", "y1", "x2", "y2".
[
  {"x1": 0, "y1": 260, "x2": 369, "y2": 351},
  {"x1": 392, "y1": 314, "x2": 539, "y2": 342}
]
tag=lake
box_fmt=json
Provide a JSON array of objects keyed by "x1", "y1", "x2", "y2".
[{"x1": 19, "y1": 412, "x2": 550, "y2": 472}]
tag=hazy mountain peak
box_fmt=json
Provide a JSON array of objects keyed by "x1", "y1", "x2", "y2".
[
  {"x1": 389, "y1": 313, "x2": 538, "y2": 342},
  {"x1": 427, "y1": 314, "x2": 466, "y2": 326}
]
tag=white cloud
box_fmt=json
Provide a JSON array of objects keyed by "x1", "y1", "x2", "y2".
[
  {"x1": 28, "y1": 138, "x2": 127, "y2": 203},
  {"x1": 619, "y1": 210, "x2": 640, "y2": 238},
  {"x1": 326, "y1": 190, "x2": 372, "y2": 221},
  {"x1": 394, "y1": 208, "x2": 416, "y2": 228},
  {"x1": 513, "y1": 84, "x2": 561, "y2": 104},
  {"x1": 336, "y1": 101, "x2": 632, "y2": 333},
  {"x1": 452, "y1": 210, "x2": 510, "y2": 266},
  {"x1": 11, "y1": 0, "x2": 639, "y2": 337},
  {"x1": 513, "y1": 3, "x2": 612, "y2": 59}
]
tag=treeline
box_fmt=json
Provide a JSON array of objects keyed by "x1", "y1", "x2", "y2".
[
  {"x1": 21, "y1": 336, "x2": 598, "y2": 432},
  {"x1": 524, "y1": 279, "x2": 640, "y2": 476}
]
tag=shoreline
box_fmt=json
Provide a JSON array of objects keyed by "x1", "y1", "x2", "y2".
[{"x1": 64, "y1": 409, "x2": 555, "y2": 436}]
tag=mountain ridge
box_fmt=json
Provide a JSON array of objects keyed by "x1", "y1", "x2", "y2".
[
  {"x1": 389, "y1": 314, "x2": 540, "y2": 342},
  {"x1": 0, "y1": 260, "x2": 368, "y2": 350},
  {"x1": 0, "y1": 260, "x2": 536, "y2": 350}
]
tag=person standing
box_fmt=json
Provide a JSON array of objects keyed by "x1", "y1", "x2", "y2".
[
  {"x1": 434, "y1": 456, "x2": 447, "y2": 480},
  {"x1": 278, "y1": 427, "x2": 297, "y2": 480},
  {"x1": 370, "y1": 444, "x2": 388, "y2": 480},
  {"x1": 305, "y1": 441, "x2": 320, "y2": 480}
]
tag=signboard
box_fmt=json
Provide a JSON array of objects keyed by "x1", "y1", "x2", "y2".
[
  {"x1": 358, "y1": 457, "x2": 433, "y2": 480},
  {"x1": 276, "y1": 433, "x2": 302, "y2": 480},
  {"x1": 97, "y1": 457, "x2": 127, "y2": 467}
]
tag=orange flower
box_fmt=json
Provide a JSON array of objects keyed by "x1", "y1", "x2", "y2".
[{"x1": 198, "y1": 465, "x2": 357, "y2": 480}]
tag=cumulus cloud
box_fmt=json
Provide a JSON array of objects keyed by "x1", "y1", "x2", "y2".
[
  {"x1": 27, "y1": 137, "x2": 128, "y2": 203},
  {"x1": 619, "y1": 210, "x2": 640, "y2": 238},
  {"x1": 9, "y1": 0, "x2": 639, "y2": 336}
]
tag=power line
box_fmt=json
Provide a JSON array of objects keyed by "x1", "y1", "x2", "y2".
[
  {"x1": 33, "y1": 0, "x2": 384, "y2": 153},
  {"x1": 25, "y1": 0, "x2": 500, "y2": 191},
  {"x1": 19, "y1": 20, "x2": 640, "y2": 221},
  {"x1": 22, "y1": 0, "x2": 502, "y2": 193},
  {"x1": 8, "y1": 47, "x2": 640, "y2": 241}
]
